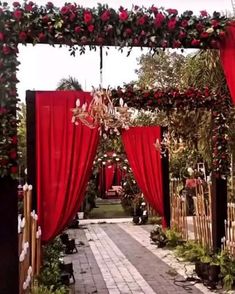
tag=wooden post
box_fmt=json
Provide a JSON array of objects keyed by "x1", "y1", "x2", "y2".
[
  {"x1": 161, "y1": 127, "x2": 171, "y2": 227},
  {"x1": 211, "y1": 174, "x2": 227, "y2": 250},
  {"x1": 26, "y1": 91, "x2": 37, "y2": 210},
  {"x1": 0, "y1": 176, "x2": 19, "y2": 293}
]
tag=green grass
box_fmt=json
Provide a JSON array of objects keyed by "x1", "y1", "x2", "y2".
[{"x1": 88, "y1": 203, "x2": 130, "y2": 219}]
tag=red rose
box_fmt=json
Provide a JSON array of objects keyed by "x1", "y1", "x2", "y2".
[
  {"x1": 125, "y1": 28, "x2": 132, "y2": 35},
  {"x1": 211, "y1": 19, "x2": 219, "y2": 28},
  {"x1": 173, "y1": 40, "x2": 181, "y2": 48},
  {"x1": 200, "y1": 31, "x2": 209, "y2": 39},
  {"x1": 196, "y1": 22, "x2": 204, "y2": 32},
  {"x1": 210, "y1": 40, "x2": 219, "y2": 48},
  {"x1": 11, "y1": 136, "x2": 17, "y2": 144},
  {"x1": 151, "y1": 6, "x2": 158, "y2": 13},
  {"x1": 168, "y1": 18, "x2": 177, "y2": 30},
  {"x1": 2, "y1": 45, "x2": 11, "y2": 55},
  {"x1": 178, "y1": 31, "x2": 186, "y2": 39},
  {"x1": 25, "y1": 4, "x2": 33, "y2": 12},
  {"x1": 161, "y1": 40, "x2": 168, "y2": 48},
  {"x1": 42, "y1": 15, "x2": 49, "y2": 23},
  {"x1": 101, "y1": 10, "x2": 110, "y2": 22},
  {"x1": 191, "y1": 39, "x2": 200, "y2": 47},
  {"x1": 167, "y1": 9, "x2": 178, "y2": 15},
  {"x1": 84, "y1": 11, "x2": 92, "y2": 23},
  {"x1": 13, "y1": 2, "x2": 20, "y2": 7},
  {"x1": 60, "y1": 6, "x2": 69, "y2": 15},
  {"x1": 119, "y1": 10, "x2": 128, "y2": 21},
  {"x1": 38, "y1": 32, "x2": 46, "y2": 42},
  {"x1": 96, "y1": 36, "x2": 104, "y2": 44},
  {"x1": 0, "y1": 32, "x2": 4, "y2": 41},
  {"x1": 219, "y1": 31, "x2": 226, "y2": 39},
  {"x1": 19, "y1": 31, "x2": 27, "y2": 41},
  {"x1": 11, "y1": 166, "x2": 18, "y2": 174},
  {"x1": 0, "y1": 107, "x2": 7, "y2": 114},
  {"x1": 154, "y1": 13, "x2": 165, "y2": 28},
  {"x1": 137, "y1": 16, "x2": 146, "y2": 26},
  {"x1": 181, "y1": 20, "x2": 188, "y2": 27},
  {"x1": 74, "y1": 26, "x2": 81, "y2": 33},
  {"x1": 88, "y1": 24, "x2": 94, "y2": 32},
  {"x1": 200, "y1": 10, "x2": 208, "y2": 17},
  {"x1": 13, "y1": 9, "x2": 23, "y2": 20},
  {"x1": 69, "y1": 13, "x2": 76, "y2": 22},
  {"x1": 10, "y1": 150, "x2": 17, "y2": 159},
  {"x1": 46, "y1": 2, "x2": 54, "y2": 9}
]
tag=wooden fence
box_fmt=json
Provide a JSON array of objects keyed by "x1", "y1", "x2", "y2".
[{"x1": 18, "y1": 184, "x2": 42, "y2": 293}]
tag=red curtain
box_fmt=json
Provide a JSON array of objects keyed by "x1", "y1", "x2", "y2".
[
  {"x1": 220, "y1": 22, "x2": 235, "y2": 105},
  {"x1": 36, "y1": 91, "x2": 99, "y2": 242},
  {"x1": 105, "y1": 165, "x2": 115, "y2": 191},
  {"x1": 122, "y1": 126, "x2": 164, "y2": 219}
]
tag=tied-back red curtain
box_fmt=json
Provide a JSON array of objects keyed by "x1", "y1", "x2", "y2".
[
  {"x1": 36, "y1": 91, "x2": 99, "y2": 242},
  {"x1": 122, "y1": 126, "x2": 164, "y2": 220},
  {"x1": 105, "y1": 165, "x2": 115, "y2": 191},
  {"x1": 220, "y1": 23, "x2": 235, "y2": 104}
]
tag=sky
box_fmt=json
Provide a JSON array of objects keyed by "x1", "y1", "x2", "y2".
[{"x1": 6, "y1": 0, "x2": 232, "y2": 101}]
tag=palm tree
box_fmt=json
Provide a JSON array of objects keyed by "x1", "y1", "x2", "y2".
[{"x1": 57, "y1": 76, "x2": 83, "y2": 90}]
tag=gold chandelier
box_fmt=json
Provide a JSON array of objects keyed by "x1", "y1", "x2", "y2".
[
  {"x1": 72, "y1": 88, "x2": 131, "y2": 130},
  {"x1": 154, "y1": 133, "x2": 186, "y2": 157}
]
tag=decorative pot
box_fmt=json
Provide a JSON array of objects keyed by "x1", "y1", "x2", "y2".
[
  {"x1": 208, "y1": 265, "x2": 220, "y2": 283},
  {"x1": 195, "y1": 261, "x2": 209, "y2": 280}
]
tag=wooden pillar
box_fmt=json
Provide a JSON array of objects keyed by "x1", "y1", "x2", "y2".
[
  {"x1": 26, "y1": 91, "x2": 37, "y2": 210},
  {"x1": 0, "y1": 176, "x2": 18, "y2": 294},
  {"x1": 161, "y1": 127, "x2": 171, "y2": 227},
  {"x1": 211, "y1": 174, "x2": 227, "y2": 250}
]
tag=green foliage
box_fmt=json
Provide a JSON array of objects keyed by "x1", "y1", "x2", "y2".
[
  {"x1": 175, "y1": 241, "x2": 208, "y2": 262},
  {"x1": 37, "y1": 238, "x2": 66, "y2": 291},
  {"x1": 218, "y1": 250, "x2": 235, "y2": 290},
  {"x1": 165, "y1": 228, "x2": 184, "y2": 248},
  {"x1": 56, "y1": 76, "x2": 82, "y2": 90},
  {"x1": 31, "y1": 284, "x2": 68, "y2": 294},
  {"x1": 147, "y1": 216, "x2": 161, "y2": 225}
]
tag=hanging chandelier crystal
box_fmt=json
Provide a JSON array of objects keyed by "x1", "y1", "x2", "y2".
[
  {"x1": 72, "y1": 88, "x2": 131, "y2": 130},
  {"x1": 154, "y1": 133, "x2": 186, "y2": 157}
]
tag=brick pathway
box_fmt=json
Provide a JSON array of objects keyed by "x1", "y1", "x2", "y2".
[{"x1": 65, "y1": 222, "x2": 213, "y2": 294}]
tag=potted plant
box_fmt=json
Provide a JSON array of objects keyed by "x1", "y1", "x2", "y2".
[{"x1": 150, "y1": 225, "x2": 167, "y2": 248}]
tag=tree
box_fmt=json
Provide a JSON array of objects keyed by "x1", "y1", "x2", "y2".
[
  {"x1": 136, "y1": 49, "x2": 186, "y2": 89},
  {"x1": 56, "y1": 76, "x2": 83, "y2": 90}
]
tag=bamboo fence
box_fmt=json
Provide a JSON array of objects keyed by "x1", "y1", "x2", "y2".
[
  {"x1": 170, "y1": 183, "x2": 212, "y2": 247},
  {"x1": 18, "y1": 184, "x2": 42, "y2": 294},
  {"x1": 192, "y1": 184, "x2": 212, "y2": 249},
  {"x1": 222, "y1": 203, "x2": 235, "y2": 256},
  {"x1": 170, "y1": 193, "x2": 188, "y2": 240}
]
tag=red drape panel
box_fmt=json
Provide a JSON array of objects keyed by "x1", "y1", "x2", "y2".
[
  {"x1": 105, "y1": 165, "x2": 115, "y2": 191},
  {"x1": 220, "y1": 23, "x2": 235, "y2": 105},
  {"x1": 116, "y1": 167, "x2": 123, "y2": 185},
  {"x1": 36, "y1": 91, "x2": 99, "y2": 242},
  {"x1": 122, "y1": 126, "x2": 164, "y2": 219}
]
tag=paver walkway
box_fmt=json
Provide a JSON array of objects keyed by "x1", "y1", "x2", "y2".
[{"x1": 65, "y1": 221, "x2": 213, "y2": 294}]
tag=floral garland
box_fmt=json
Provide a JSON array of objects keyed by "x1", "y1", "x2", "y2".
[
  {"x1": 111, "y1": 85, "x2": 231, "y2": 176},
  {"x1": 0, "y1": 49, "x2": 19, "y2": 177},
  {"x1": 0, "y1": 2, "x2": 229, "y2": 51}
]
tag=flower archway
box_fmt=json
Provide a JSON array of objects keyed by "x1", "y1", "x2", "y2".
[{"x1": 0, "y1": 2, "x2": 234, "y2": 292}]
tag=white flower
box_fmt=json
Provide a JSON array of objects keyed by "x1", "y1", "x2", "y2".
[{"x1": 206, "y1": 27, "x2": 214, "y2": 34}]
